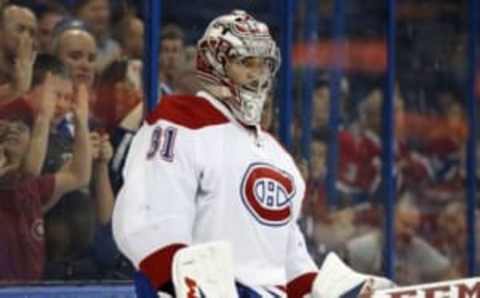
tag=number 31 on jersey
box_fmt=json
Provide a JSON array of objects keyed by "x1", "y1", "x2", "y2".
[{"x1": 146, "y1": 125, "x2": 177, "y2": 162}]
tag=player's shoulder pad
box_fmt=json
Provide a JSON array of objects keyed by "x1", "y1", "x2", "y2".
[{"x1": 146, "y1": 95, "x2": 229, "y2": 129}]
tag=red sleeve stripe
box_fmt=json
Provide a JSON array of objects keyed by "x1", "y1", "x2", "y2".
[
  {"x1": 287, "y1": 272, "x2": 318, "y2": 298},
  {"x1": 139, "y1": 243, "x2": 187, "y2": 289}
]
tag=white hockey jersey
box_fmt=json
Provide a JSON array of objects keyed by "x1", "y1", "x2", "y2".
[{"x1": 112, "y1": 91, "x2": 318, "y2": 295}]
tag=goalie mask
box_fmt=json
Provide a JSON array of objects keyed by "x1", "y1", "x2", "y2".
[{"x1": 196, "y1": 10, "x2": 280, "y2": 126}]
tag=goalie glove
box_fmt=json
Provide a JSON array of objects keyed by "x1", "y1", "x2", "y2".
[{"x1": 310, "y1": 252, "x2": 395, "y2": 298}]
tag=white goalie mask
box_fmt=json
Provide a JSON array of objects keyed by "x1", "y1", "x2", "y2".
[{"x1": 196, "y1": 10, "x2": 281, "y2": 126}]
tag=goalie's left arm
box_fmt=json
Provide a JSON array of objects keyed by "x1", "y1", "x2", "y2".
[{"x1": 285, "y1": 223, "x2": 320, "y2": 297}]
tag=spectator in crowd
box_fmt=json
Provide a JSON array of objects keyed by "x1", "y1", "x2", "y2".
[
  {"x1": 358, "y1": 88, "x2": 383, "y2": 135},
  {"x1": 312, "y1": 207, "x2": 357, "y2": 263},
  {"x1": 337, "y1": 88, "x2": 431, "y2": 203},
  {"x1": 20, "y1": 54, "x2": 74, "y2": 174},
  {"x1": 158, "y1": 24, "x2": 186, "y2": 95},
  {"x1": 115, "y1": 13, "x2": 144, "y2": 60},
  {"x1": 170, "y1": 69, "x2": 201, "y2": 96},
  {"x1": 24, "y1": 54, "x2": 113, "y2": 280},
  {"x1": 303, "y1": 130, "x2": 329, "y2": 223},
  {"x1": 0, "y1": 4, "x2": 37, "y2": 103},
  {"x1": 36, "y1": 2, "x2": 67, "y2": 55},
  {"x1": 95, "y1": 59, "x2": 144, "y2": 193},
  {"x1": 92, "y1": 58, "x2": 143, "y2": 194},
  {"x1": 108, "y1": 97, "x2": 142, "y2": 194},
  {"x1": 0, "y1": 77, "x2": 91, "y2": 282},
  {"x1": 168, "y1": 46, "x2": 199, "y2": 95},
  {"x1": 394, "y1": 89, "x2": 467, "y2": 147},
  {"x1": 310, "y1": 74, "x2": 350, "y2": 132},
  {"x1": 312, "y1": 79, "x2": 331, "y2": 131},
  {"x1": 301, "y1": 130, "x2": 359, "y2": 264},
  {"x1": 93, "y1": 59, "x2": 143, "y2": 134},
  {"x1": 415, "y1": 98, "x2": 466, "y2": 210},
  {"x1": 52, "y1": 20, "x2": 96, "y2": 89},
  {"x1": 14, "y1": 54, "x2": 74, "y2": 177},
  {"x1": 346, "y1": 194, "x2": 450, "y2": 285},
  {"x1": 72, "y1": 0, "x2": 121, "y2": 73},
  {"x1": 432, "y1": 202, "x2": 469, "y2": 278}
]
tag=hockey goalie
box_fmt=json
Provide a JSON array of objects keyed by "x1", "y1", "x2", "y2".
[{"x1": 112, "y1": 10, "x2": 394, "y2": 298}]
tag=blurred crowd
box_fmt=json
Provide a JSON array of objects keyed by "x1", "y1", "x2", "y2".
[
  {"x1": 0, "y1": 0, "x2": 184, "y2": 283},
  {"x1": 0, "y1": 0, "x2": 478, "y2": 287},
  {"x1": 298, "y1": 78, "x2": 480, "y2": 285},
  {"x1": 292, "y1": 0, "x2": 480, "y2": 286}
]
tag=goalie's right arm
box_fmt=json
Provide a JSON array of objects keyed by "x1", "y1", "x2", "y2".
[{"x1": 112, "y1": 119, "x2": 198, "y2": 293}]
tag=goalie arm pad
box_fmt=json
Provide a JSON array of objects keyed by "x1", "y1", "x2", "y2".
[
  {"x1": 287, "y1": 272, "x2": 318, "y2": 298},
  {"x1": 311, "y1": 252, "x2": 395, "y2": 298},
  {"x1": 139, "y1": 243, "x2": 187, "y2": 291}
]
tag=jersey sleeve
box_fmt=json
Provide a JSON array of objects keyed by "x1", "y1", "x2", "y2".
[
  {"x1": 112, "y1": 120, "x2": 199, "y2": 289},
  {"x1": 286, "y1": 223, "x2": 319, "y2": 297}
]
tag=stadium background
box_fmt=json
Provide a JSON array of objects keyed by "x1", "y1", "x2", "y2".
[{"x1": 0, "y1": 0, "x2": 478, "y2": 296}]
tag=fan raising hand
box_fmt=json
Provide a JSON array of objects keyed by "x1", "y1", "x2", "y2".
[
  {"x1": 36, "y1": 72, "x2": 57, "y2": 120},
  {"x1": 13, "y1": 34, "x2": 36, "y2": 97},
  {"x1": 72, "y1": 84, "x2": 89, "y2": 124}
]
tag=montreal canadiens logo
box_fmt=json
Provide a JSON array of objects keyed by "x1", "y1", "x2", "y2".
[
  {"x1": 240, "y1": 163, "x2": 295, "y2": 226},
  {"x1": 31, "y1": 219, "x2": 44, "y2": 241}
]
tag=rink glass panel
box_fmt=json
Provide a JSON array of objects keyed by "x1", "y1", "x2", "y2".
[{"x1": 0, "y1": 0, "x2": 477, "y2": 289}]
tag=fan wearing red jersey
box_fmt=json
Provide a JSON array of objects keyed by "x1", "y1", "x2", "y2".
[
  {"x1": 0, "y1": 81, "x2": 91, "y2": 282},
  {"x1": 112, "y1": 10, "x2": 393, "y2": 298}
]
